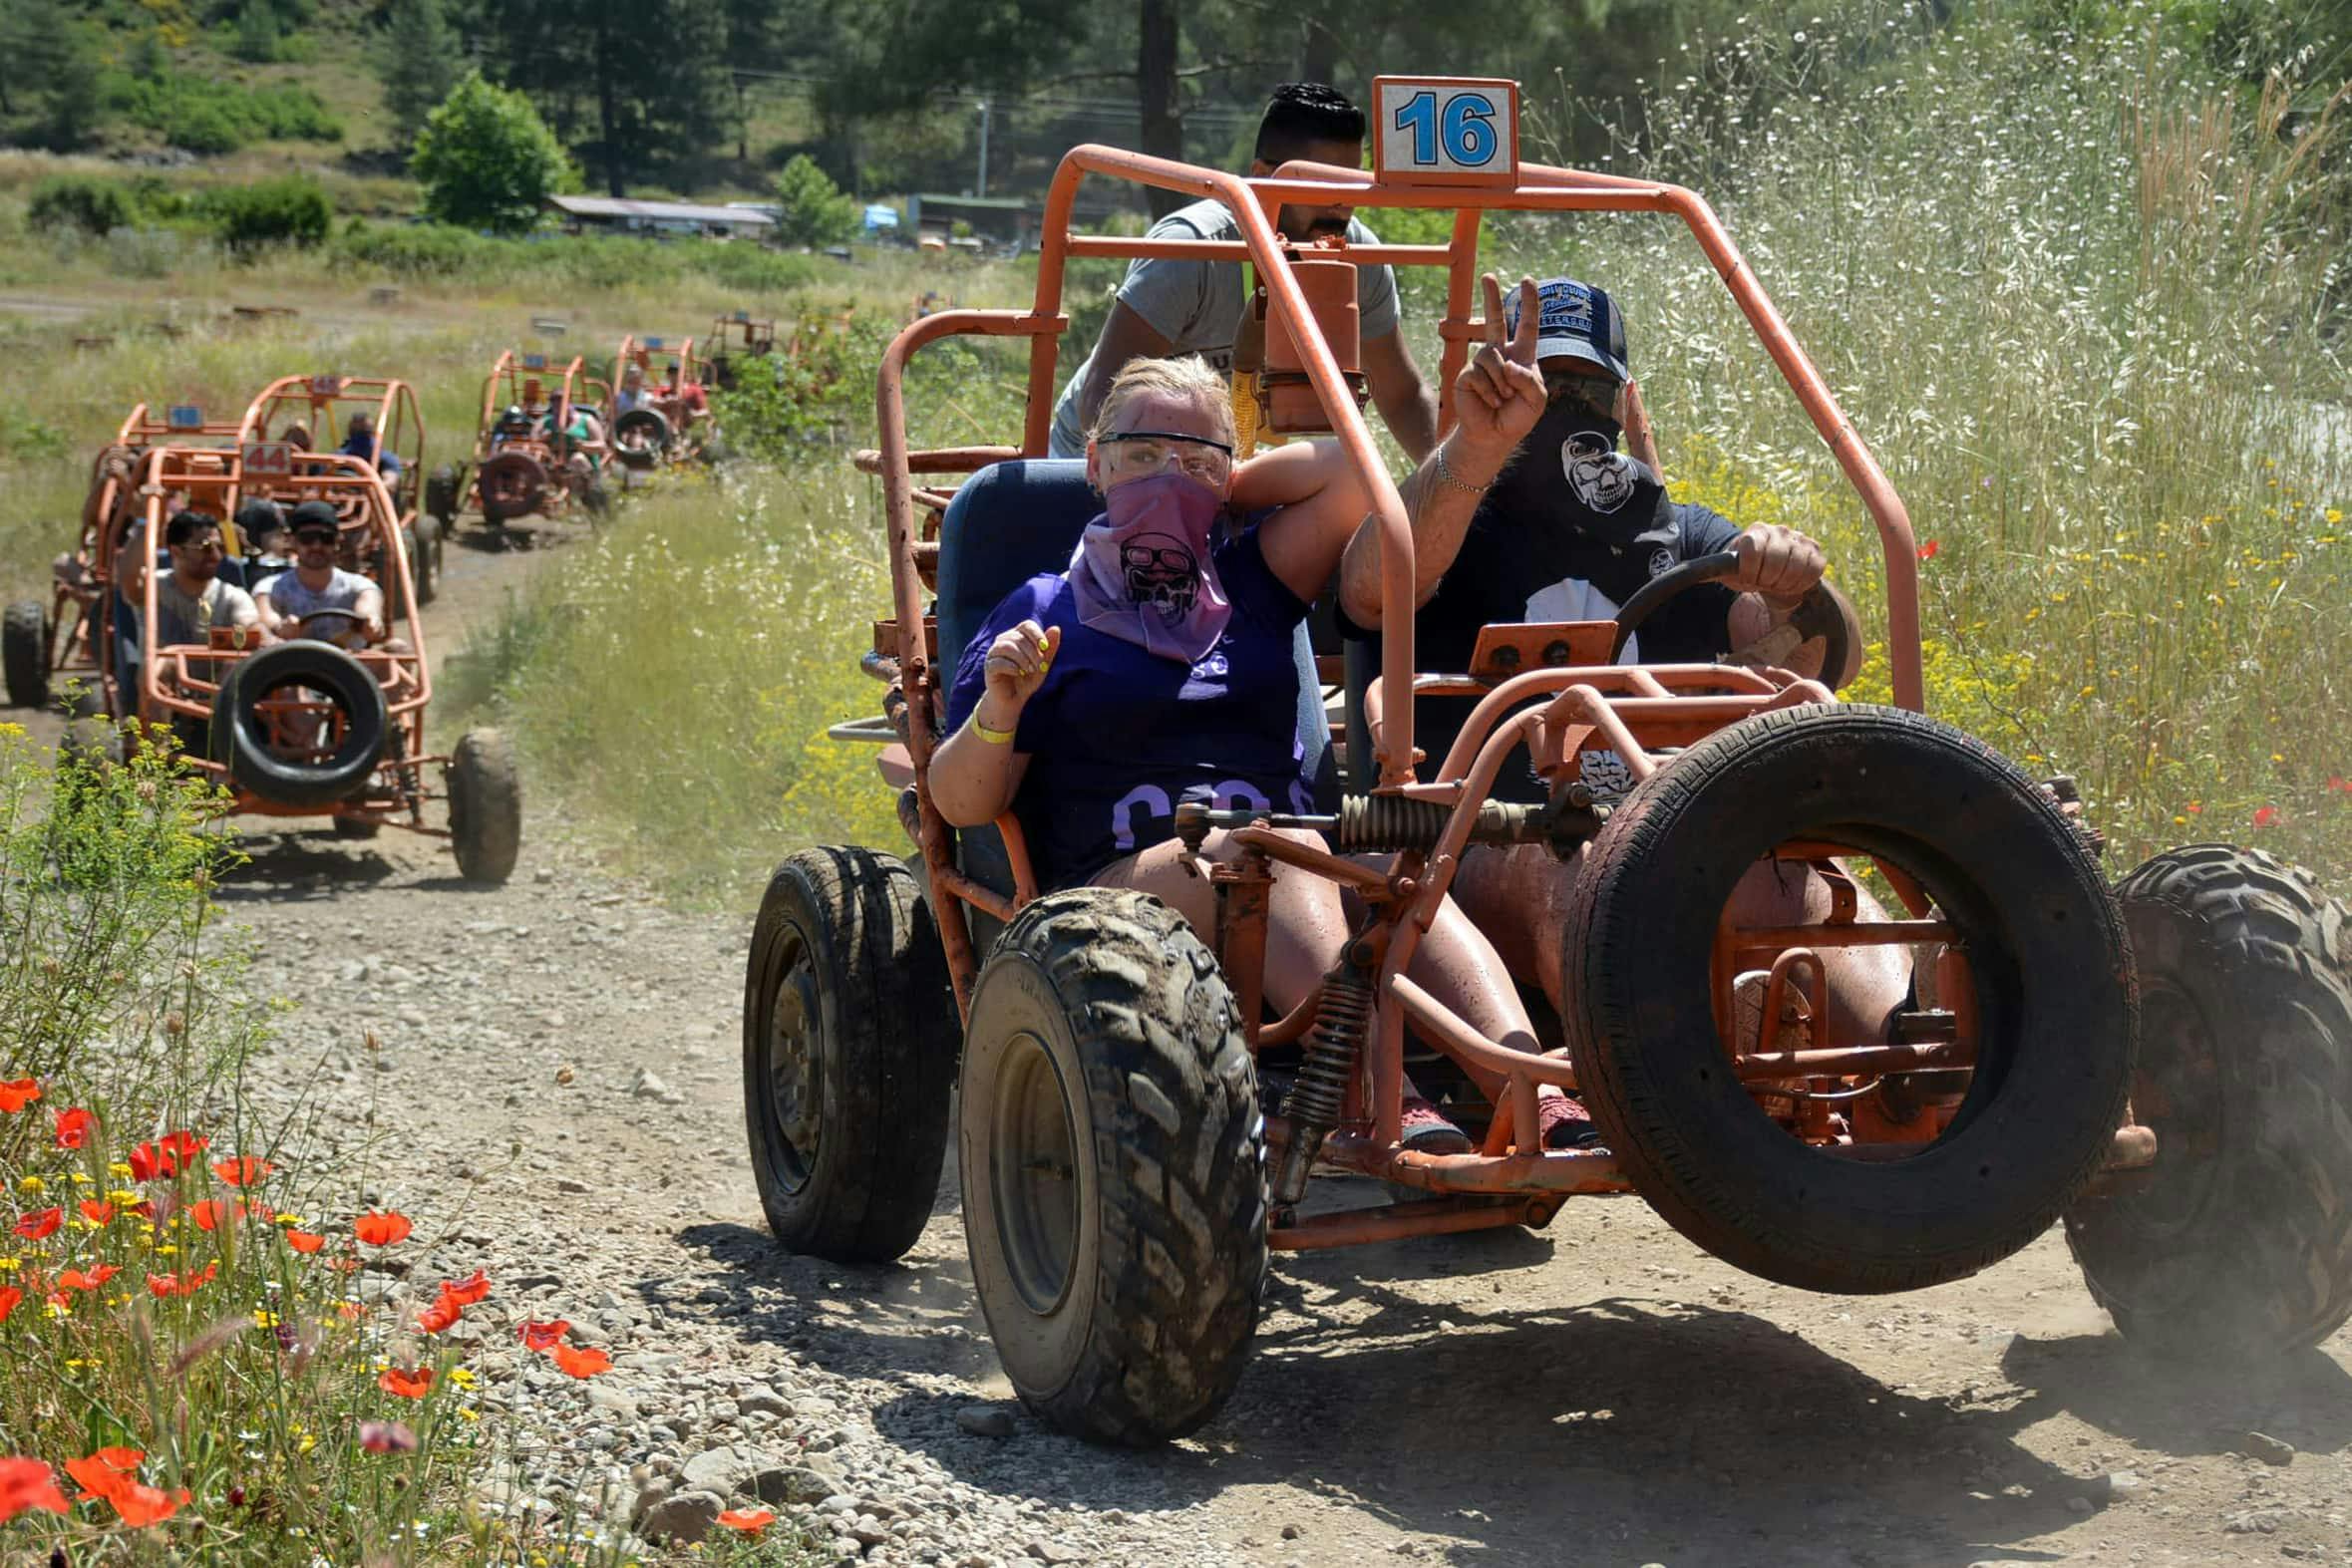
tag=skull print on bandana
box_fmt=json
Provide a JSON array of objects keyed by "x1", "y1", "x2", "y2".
[
  {"x1": 1491, "y1": 401, "x2": 1670, "y2": 550},
  {"x1": 1069, "y1": 470, "x2": 1234, "y2": 663}
]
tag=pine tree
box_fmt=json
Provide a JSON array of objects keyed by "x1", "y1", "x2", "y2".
[{"x1": 379, "y1": 0, "x2": 462, "y2": 143}]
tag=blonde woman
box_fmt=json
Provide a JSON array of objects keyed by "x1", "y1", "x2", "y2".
[{"x1": 932, "y1": 356, "x2": 1591, "y2": 1151}]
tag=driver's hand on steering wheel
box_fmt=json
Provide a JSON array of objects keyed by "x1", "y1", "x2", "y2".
[{"x1": 1727, "y1": 524, "x2": 1827, "y2": 607}]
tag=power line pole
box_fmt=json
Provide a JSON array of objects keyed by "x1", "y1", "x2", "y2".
[{"x1": 976, "y1": 100, "x2": 991, "y2": 197}]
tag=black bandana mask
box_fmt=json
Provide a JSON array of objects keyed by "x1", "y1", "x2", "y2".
[{"x1": 1490, "y1": 403, "x2": 1672, "y2": 549}]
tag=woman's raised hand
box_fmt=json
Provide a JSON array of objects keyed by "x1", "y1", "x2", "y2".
[{"x1": 980, "y1": 619, "x2": 1061, "y2": 718}]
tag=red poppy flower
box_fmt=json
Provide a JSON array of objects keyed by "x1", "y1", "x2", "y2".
[
  {"x1": 378, "y1": 1367, "x2": 433, "y2": 1399},
  {"x1": 416, "y1": 1293, "x2": 463, "y2": 1334},
  {"x1": 210, "y1": 1156, "x2": 273, "y2": 1187},
  {"x1": 78, "y1": 1200, "x2": 114, "y2": 1226},
  {"x1": 14, "y1": 1207, "x2": 61, "y2": 1240},
  {"x1": 718, "y1": 1506, "x2": 776, "y2": 1534},
  {"x1": 63, "y1": 1447, "x2": 143, "y2": 1497},
  {"x1": 440, "y1": 1269, "x2": 490, "y2": 1307},
  {"x1": 127, "y1": 1143, "x2": 165, "y2": 1182},
  {"x1": 353, "y1": 1211, "x2": 412, "y2": 1247},
  {"x1": 0, "y1": 1080, "x2": 39, "y2": 1114},
  {"x1": 187, "y1": 1200, "x2": 226, "y2": 1232},
  {"x1": 2254, "y1": 805, "x2": 2281, "y2": 828},
  {"x1": 0, "y1": 1456, "x2": 68, "y2": 1522},
  {"x1": 57, "y1": 1266, "x2": 119, "y2": 1291},
  {"x1": 52, "y1": 1107, "x2": 96, "y2": 1149},
  {"x1": 284, "y1": 1229, "x2": 325, "y2": 1254},
  {"x1": 518, "y1": 1318, "x2": 569, "y2": 1351},
  {"x1": 1916, "y1": 540, "x2": 1940, "y2": 562},
  {"x1": 0, "y1": 1287, "x2": 20, "y2": 1325},
  {"x1": 146, "y1": 1261, "x2": 218, "y2": 1298},
  {"x1": 2329, "y1": 776, "x2": 2350, "y2": 794},
  {"x1": 158, "y1": 1129, "x2": 206, "y2": 1163},
  {"x1": 550, "y1": 1343, "x2": 612, "y2": 1379},
  {"x1": 105, "y1": 1479, "x2": 188, "y2": 1528}
]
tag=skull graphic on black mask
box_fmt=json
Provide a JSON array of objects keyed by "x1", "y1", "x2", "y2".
[
  {"x1": 1561, "y1": 429, "x2": 1641, "y2": 513},
  {"x1": 1121, "y1": 531, "x2": 1201, "y2": 618}
]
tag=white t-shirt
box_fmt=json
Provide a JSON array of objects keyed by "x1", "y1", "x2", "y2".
[
  {"x1": 258, "y1": 567, "x2": 373, "y2": 621},
  {"x1": 1048, "y1": 197, "x2": 1403, "y2": 456},
  {"x1": 154, "y1": 576, "x2": 257, "y2": 648}
]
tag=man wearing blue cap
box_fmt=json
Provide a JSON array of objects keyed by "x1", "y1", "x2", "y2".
[{"x1": 1338, "y1": 274, "x2": 1892, "y2": 1093}]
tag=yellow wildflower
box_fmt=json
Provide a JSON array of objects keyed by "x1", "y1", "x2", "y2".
[
  {"x1": 108, "y1": 1163, "x2": 133, "y2": 1180},
  {"x1": 449, "y1": 1368, "x2": 478, "y2": 1389},
  {"x1": 18, "y1": 1176, "x2": 44, "y2": 1195},
  {"x1": 253, "y1": 1310, "x2": 280, "y2": 1330}
]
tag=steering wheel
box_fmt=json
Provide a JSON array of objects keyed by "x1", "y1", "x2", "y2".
[
  {"x1": 1607, "y1": 549, "x2": 1854, "y2": 688},
  {"x1": 291, "y1": 608, "x2": 371, "y2": 648}
]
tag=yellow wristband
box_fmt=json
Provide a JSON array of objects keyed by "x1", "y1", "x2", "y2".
[{"x1": 972, "y1": 717, "x2": 1016, "y2": 746}]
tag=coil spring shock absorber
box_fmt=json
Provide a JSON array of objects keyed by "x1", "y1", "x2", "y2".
[{"x1": 1269, "y1": 966, "x2": 1375, "y2": 1205}]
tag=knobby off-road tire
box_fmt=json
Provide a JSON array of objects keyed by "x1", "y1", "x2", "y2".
[
  {"x1": 3, "y1": 601, "x2": 48, "y2": 710},
  {"x1": 742, "y1": 846, "x2": 958, "y2": 1264},
  {"x1": 209, "y1": 641, "x2": 389, "y2": 809},
  {"x1": 477, "y1": 452, "x2": 545, "y2": 523},
  {"x1": 447, "y1": 729, "x2": 521, "y2": 883},
  {"x1": 961, "y1": 889, "x2": 1266, "y2": 1445},
  {"x1": 2066, "y1": 845, "x2": 2352, "y2": 1358},
  {"x1": 1564, "y1": 704, "x2": 2137, "y2": 1295},
  {"x1": 408, "y1": 518, "x2": 438, "y2": 606}
]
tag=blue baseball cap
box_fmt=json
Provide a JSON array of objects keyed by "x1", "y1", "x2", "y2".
[{"x1": 1504, "y1": 277, "x2": 1629, "y2": 383}]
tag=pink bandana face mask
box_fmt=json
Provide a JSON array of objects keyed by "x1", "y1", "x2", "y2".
[{"x1": 1067, "y1": 470, "x2": 1232, "y2": 664}]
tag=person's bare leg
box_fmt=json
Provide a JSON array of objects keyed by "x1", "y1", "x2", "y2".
[
  {"x1": 1094, "y1": 826, "x2": 1346, "y2": 1016},
  {"x1": 1449, "y1": 844, "x2": 1906, "y2": 1044}
]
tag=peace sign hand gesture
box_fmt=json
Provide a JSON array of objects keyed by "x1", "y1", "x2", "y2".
[{"x1": 1452, "y1": 273, "x2": 1547, "y2": 466}]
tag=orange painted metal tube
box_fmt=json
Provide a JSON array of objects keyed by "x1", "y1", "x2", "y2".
[
  {"x1": 1063, "y1": 236, "x2": 1455, "y2": 266},
  {"x1": 1390, "y1": 973, "x2": 1579, "y2": 1091},
  {"x1": 1269, "y1": 1198, "x2": 1536, "y2": 1250},
  {"x1": 1320, "y1": 1132, "x2": 1629, "y2": 1196},
  {"x1": 1036, "y1": 147, "x2": 1420, "y2": 788}
]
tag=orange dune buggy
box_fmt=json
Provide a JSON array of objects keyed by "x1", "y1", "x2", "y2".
[
  {"x1": 72, "y1": 438, "x2": 521, "y2": 879},
  {"x1": 701, "y1": 311, "x2": 775, "y2": 392},
  {"x1": 743, "y1": 81, "x2": 2352, "y2": 1445},
  {"x1": 8, "y1": 399, "x2": 247, "y2": 715},
  {"x1": 606, "y1": 332, "x2": 706, "y2": 472},
  {"x1": 238, "y1": 374, "x2": 440, "y2": 604},
  {"x1": 428, "y1": 350, "x2": 612, "y2": 531}
]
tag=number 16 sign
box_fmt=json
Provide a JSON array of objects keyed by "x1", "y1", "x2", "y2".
[{"x1": 1372, "y1": 77, "x2": 1518, "y2": 187}]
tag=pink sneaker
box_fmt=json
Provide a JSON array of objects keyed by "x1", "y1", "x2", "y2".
[
  {"x1": 1400, "y1": 1097, "x2": 1472, "y2": 1155},
  {"x1": 1538, "y1": 1094, "x2": 1603, "y2": 1150}
]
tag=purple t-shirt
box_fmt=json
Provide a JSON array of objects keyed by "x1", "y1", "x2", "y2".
[{"x1": 944, "y1": 521, "x2": 1316, "y2": 889}]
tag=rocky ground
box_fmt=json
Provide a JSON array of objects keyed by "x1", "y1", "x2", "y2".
[{"x1": 97, "y1": 526, "x2": 2352, "y2": 1565}]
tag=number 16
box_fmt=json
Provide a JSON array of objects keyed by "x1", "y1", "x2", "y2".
[{"x1": 1395, "y1": 91, "x2": 1498, "y2": 166}]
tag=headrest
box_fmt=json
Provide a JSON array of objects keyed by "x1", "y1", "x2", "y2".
[{"x1": 935, "y1": 460, "x2": 1098, "y2": 676}]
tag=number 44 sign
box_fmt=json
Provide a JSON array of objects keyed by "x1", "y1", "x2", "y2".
[{"x1": 1372, "y1": 77, "x2": 1518, "y2": 187}]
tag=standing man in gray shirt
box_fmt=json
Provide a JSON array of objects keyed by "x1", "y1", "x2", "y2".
[{"x1": 1048, "y1": 82, "x2": 1439, "y2": 461}]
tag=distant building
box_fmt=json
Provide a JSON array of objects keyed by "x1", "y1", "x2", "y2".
[
  {"x1": 546, "y1": 196, "x2": 776, "y2": 240},
  {"x1": 907, "y1": 194, "x2": 1036, "y2": 248}
]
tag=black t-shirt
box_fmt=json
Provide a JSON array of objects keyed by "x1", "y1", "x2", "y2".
[{"x1": 1345, "y1": 496, "x2": 1742, "y2": 802}]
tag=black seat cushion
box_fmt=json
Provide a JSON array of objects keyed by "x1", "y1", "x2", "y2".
[{"x1": 933, "y1": 459, "x2": 1335, "y2": 902}]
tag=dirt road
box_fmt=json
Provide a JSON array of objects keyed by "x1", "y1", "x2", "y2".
[{"x1": 110, "y1": 525, "x2": 2352, "y2": 1565}]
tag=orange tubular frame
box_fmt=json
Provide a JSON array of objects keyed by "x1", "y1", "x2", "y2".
[
  {"x1": 872, "y1": 145, "x2": 1926, "y2": 1025},
  {"x1": 123, "y1": 447, "x2": 440, "y2": 825}
]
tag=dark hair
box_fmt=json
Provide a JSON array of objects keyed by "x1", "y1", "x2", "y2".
[
  {"x1": 288, "y1": 499, "x2": 340, "y2": 534},
  {"x1": 234, "y1": 497, "x2": 284, "y2": 538},
  {"x1": 1255, "y1": 82, "x2": 1364, "y2": 165},
  {"x1": 164, "y1": 509, "x2": 218, "y2": 547}
]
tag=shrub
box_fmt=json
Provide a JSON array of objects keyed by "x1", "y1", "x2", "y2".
[
  {"x1": 25, "y1": 176, "x2": 135, "y2": 237},
  {"x1": 105, "y1": 69, "x2": 343, "y2": 153},
  {"x1": 774, "y1": 154, "x2": 857, "y2": 249},
  {"x1": 412, "y1": 72, "x2": 573, "y2": 235},
  {"x1": 202, "y1": 175, "x2": 333, "y2": 251},
  {"x1": 0, "y1": 725, "x2": 627, "y2": 1563}
]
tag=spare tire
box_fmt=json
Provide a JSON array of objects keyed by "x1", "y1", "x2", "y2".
[
  {"x1": 611, "y1": 408, "x2": 670, "y2": 470},
  {"x1": 1563, "y1": 703, "x2": 2138, "y2": 1295},
  {"x1": 208, "y1": 641, "x2": 389, "y2": 809},
  {"x1": 477, "y1": 451, "x2": 546, "y2": 522}
]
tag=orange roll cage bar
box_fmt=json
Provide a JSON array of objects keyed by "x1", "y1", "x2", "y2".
[{"x1": 868, "y1": 143, "x2": 1926, "y2": 1043}]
